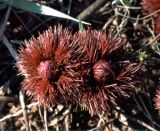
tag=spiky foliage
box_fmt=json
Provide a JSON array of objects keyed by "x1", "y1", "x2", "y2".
[
  {"x1": 141, "y1": 0, "x2": 160, "y2": 33},
  {"x1": 75, "y1": 30, "x2": 140, "y2": 115},
  {"x1": 17, "y1": 26, "x2": 140, "y2": 115},
  {"x1": 155, "y1": 89, "x2": 160, "y2": 111},
  {"x1": 154, "y1": 16, "x2": 160, "y2": 33},
  {"x1": 16, "y1": 26, "x2": 84, "y2": 106},
  {"x1": 141, "y1": 0, "x2": 160, "y2": 15}
]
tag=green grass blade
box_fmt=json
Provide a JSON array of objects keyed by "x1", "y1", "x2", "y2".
[
  {"x1": 4, "y1": 0, "x2": 91, "y2": 25},
  {"x1": 79, "y1": 20, "x2": 84, "y2": 32}
]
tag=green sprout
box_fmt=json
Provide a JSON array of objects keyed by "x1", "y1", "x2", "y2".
[{"x1": 138, "y1": 51, "x2": 148, "y2": 61}]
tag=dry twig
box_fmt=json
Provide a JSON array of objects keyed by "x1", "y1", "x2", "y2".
[
  {"x1": 0, "y1": 102, "x2": 38, "y2": 123},
  {"x1": 115, "y1": 108, "x2": 157, "y2": 131},
  {"x1": 49, "y1": 105, "x2": 71, "y2": 127}
]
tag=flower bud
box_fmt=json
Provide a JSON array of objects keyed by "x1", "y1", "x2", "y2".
[
  {"x1": 38, "y1": 60, "x2": 50, "y2": 80},
  {"x1": 93, "y1": 60, "x2": 114, "y2": 83}
]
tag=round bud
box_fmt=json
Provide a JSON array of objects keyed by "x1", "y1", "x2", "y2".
[
  {"x1": 93, "y1": 60, "x2": 114, "y2": 83},
  {"x1": 38, "y1": 60, "x2": 50, "y2": 80}
]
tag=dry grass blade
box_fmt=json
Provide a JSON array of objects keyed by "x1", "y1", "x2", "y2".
[
  {"x1": 0, "y1": 0, "x2": 12, "y2": 41},
  {"x1": 2, "y1": 35, "x2": 30, "y2": 131},
  {"x1": 76, "y1": 0, "x2": 107, "y2": 20},
  {"x1": 44, "y1": 107, "x2": 48, "y2": 131}
]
